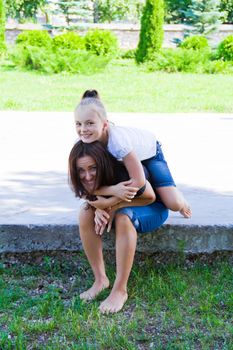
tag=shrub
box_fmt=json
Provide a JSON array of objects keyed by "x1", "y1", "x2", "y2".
[
  {"x1": 53, "y1": 32, "x2": 85, "y2": 50},
  {"x1": 84, "y1": 29, "x2": 118, "y2": 57},
  {"x1": 203, "y1": 60, "x2": 233, "y2": 73},
  {"x1": 144, "y1": 47, "x2": 210, "y2": 73},
  {"x1": 217, "y1": 35, "x2": 233, "y2": 61},
  {"x1": 16, "y1": 30, "x2": 52, "y2": 48},
  {"x1": 10, "y1": 46, "x2": 110, "y2": 74},
  {"x1": 136, "y1": 0, "x2": 164, "y2": 63},
  {"x1": 120, "y1": 48, "x2": 136, "y2": 59},
  {"x1": 180, "y1": 35, "x2": 210, "y2": 50},
  {"x1": 0, "y1": 0, "x2": 6, "y2": 54}
]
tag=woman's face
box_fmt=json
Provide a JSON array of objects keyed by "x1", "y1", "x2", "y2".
[{"x1": 76, "y1": 155, "x2": 97, "y2": 193}]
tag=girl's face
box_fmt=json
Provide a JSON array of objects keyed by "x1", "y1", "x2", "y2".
[
  {"x1": 75, "y1": 108, "x2": 108, "y2": 144},
  {"x1": 76, "y1": 155, "x2": 97, "y2": 193}
]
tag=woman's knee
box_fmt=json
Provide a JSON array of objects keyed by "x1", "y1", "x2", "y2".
[{"x1": 115, "y1": 212, "x2": 132, "y2": 229}]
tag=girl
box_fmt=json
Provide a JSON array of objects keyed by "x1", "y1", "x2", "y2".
[{"x1": 74, "y1": 90, "x2": 191, "y2": 218}]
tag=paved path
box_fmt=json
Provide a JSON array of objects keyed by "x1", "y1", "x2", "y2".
[{"x1": 1, "y1": 111, "x2": 233, "y2": 228}]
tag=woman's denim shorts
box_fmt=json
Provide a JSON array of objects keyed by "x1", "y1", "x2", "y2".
[
  {"x1": 116, "y1": 202, "x2": 168, "y2": 233},
  {"x1": 142, "y1": 141, "x2": 176, "y2": 189}
]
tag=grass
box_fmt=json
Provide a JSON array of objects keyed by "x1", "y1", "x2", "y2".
[
  {"x1": 0, "y1": 251, "x2": 232, "y2": 349},
  {"x1": 0, "y1": 59, "x2": 233, "y2": 112}
]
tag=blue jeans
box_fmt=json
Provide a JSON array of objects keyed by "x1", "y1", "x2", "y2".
[
  {"x1": 142, "y1": 141, "x2": 176, "y2": 189},
  {"x1": 116, "y1": 202, "x2": 168, "y2": 233}
]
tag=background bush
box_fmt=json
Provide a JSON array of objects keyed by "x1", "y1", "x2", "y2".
[
  {"x1": 0, "y1": 0, "x2": 6, "y2": 54},
  {"x1": 10, "y1": 45, "x2": 110, "y2": 74},
  {"x1": 144, "y1": 47, "x2": 211, "y2": 73},
  {"x1": 180, "y1": 35, "x2": 210, "y2": 50},
  {"x1": 84, "y1": 29, "x2": 118, "y2": 57},
  {"x1": 16, "y1": 30, "x2": 52, "y2": 48},
  {"x1": 217, "y1": 35, "x2": 233, "y2": 61},
  {"x1": 53, "y1": 32, "x2": 85, "y2": 50}
]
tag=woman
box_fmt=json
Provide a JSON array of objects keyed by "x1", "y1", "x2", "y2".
[{"x1": 68, "y1": 141, "x2": 168, "y2": 314}]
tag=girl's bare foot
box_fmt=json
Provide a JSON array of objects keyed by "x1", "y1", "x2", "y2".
[
  {"x1": 99, "y1": 290, "x2": 128, "y2": 314},
  {"x1": 180, "y1": 202, "x2": 192, "y2": 218},
  {"x1": 80, "y1": 278, "x2": 110, "y2": 301}
]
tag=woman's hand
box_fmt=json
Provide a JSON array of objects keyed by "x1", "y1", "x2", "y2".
[
  {"x1": 94, "y1": 208, "x2": 110, "y2": 235},
  {"x1": 112, "y1": 180, "x2": 139, "y2": 201}
]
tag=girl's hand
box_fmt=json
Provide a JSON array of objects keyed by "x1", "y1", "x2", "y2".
[
  {"x1": 88, "y1": 196, "x2": 112, "y2": 210},
  {"x1": 107, "y1": 210, "x2": 116, "y2": 233},
  {"x1": 94, "y1": 208, "x2": 110, "y2": 235},
  {"x1": 112, "y1": 180, "x2": 139, "y2": 201}
]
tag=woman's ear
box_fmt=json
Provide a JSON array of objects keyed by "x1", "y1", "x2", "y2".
[{"x1": 103, "y1": 120, "x2": 108, "y2": 131}]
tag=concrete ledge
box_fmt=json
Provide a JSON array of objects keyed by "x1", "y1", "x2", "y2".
[{"x1": 1, "y1": 224, "x2": 232, "y2": 254}]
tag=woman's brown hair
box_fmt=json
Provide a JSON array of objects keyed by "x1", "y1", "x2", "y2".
[{"x1": 68, "y1": 141, "x2": 118, "y2": 199}]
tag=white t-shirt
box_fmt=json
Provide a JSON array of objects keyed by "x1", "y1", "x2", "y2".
[{"x1": 107, "y1": 125, "x2": 157, "y2": 161}]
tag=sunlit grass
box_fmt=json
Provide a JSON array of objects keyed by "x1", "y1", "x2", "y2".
[{"x1": 0, "y1": 59, "x2": 233, "y2": 112}]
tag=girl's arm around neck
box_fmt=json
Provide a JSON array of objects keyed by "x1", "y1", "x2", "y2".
[
  {"x1": 112, "y1": 180, "x2": 155, "y2": 211},
  {"x1": 88, "y1": 181, "x2": 155, "y2": 210},
  {"x1": 123, "y1": 151, "x2": 146, "y2": 189}
]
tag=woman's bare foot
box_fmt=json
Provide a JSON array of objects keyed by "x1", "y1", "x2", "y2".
[
  {"x1": 180, "y1": 202, "x2": 192, "y2": 218},
  {"x1": 99, "y1": 290, "x2": 128, "y2": 314},
  {"x1": 80, "y1": 278, "x2": 110, "y2": 301}
]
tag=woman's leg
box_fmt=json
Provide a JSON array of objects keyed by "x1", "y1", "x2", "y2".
[
  {"x1": 156, "y1": 186, "x2": 192, "y2": 218},
  {"x1": 79, "y1": 206, "x2": 109, "y2": 301},
  {"x1": 99, "y1": 213, "x2": 137, "y2": 314}
]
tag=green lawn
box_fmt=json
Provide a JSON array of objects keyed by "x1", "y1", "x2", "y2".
[
  {"x1": 0, "y1": 252, "x2": 232, "y2": 349},
  {"x1": 0, "y1": 60, "x2": 233, "y2": 112}
]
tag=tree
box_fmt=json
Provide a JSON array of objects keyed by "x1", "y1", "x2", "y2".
[
  {"x1": 184, "y1": 0, "x2": 221, "y2": 36},
  {"x1": 136, "y1": 0, "x2": 164, "y2": 63},
  {"x1": 0, "y1": 0, "x2": 6, "y2": 52},
  {"x1": 219, "y1": 0, "x2": 233, "y2": 24},
  {"x1": 5, "y1": 0, "x2": 46, "y2": 22},
  {"x1": 48, "y1": 0, "x2": 93, "y2": 26},
  {"x1": 96, "y1": 0, "x2": 144, "y2": 23},
  {"x1": 164, "y1": 0, "x2": 192, "y2": 24}
]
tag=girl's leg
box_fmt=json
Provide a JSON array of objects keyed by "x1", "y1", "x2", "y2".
[
  {"x1": 79, "y1": 206, "x2": 109, "y2": 301},
  {"x1": 156, "y1": 186, "x2": 192, "y2": 218},
  {"x1": 99, "y1": 213, "x2": 137, "y2": 314},
  {"x1": 142, "y1": 145, "x2": 192, "y2": 218}
]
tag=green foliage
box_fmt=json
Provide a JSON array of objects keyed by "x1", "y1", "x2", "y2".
[
  {"x1": 144, "y1": 47, "x2": 211, "y2": 72},
  {"x1": 5, "y1": 0, "x2": 45, "y2": 22},
  {"x1": 0, "y1": 0, "x2": 6, "y2": 54},
  {"x1": 49, "y1": 0, "x2": 93, "y2": 26},
  {"x1": 203, "y1": 59, "x2": 233, "y2": 73},
  {"x1": 120, "y1": 48, "x2": 136, "y2": 59},
  {"x1": 184, "y1": 0, "x2": 222, "y2": 35},
  {"x1": 219, "y1": 0, "x2": 233, "y2": 24},
  {"x1": 164, "y1": 0, "x2": 192, "y2": 23},
  {"x1": 96, "y1": 0, "x2": 144, "y2": 23},
  {"x1": 180, "y1": 35, "x2": 210, "y2": 50},
  {"x1": 53, "y1": 31, "x2": 85, "y2": 50},
  {"x1": 136, "y1": 0, "x2": 164, "y2": 63},
  {"x1": 16, "y1": 30, "x2": 52, "y2": 48},
  {"x1": 10, "y1": 45, "x2": 110, "y2": 74},
  {"x1": 217, "y1": 35, "x2": 233, "y2": 61},
  {"x1": 85, "y1": 29, "x2": 118, "y2": 56}
]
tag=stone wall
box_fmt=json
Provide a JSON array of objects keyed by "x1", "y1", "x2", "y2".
[{"x1": 5, "y1": 23, "x2": 233, "y2": 49}]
